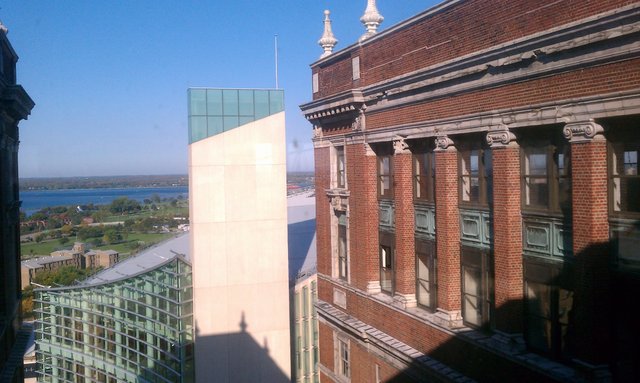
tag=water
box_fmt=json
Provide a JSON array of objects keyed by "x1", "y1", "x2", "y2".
[{"x1": 20, "y1": 186, "x2": 188, "y2": 216}]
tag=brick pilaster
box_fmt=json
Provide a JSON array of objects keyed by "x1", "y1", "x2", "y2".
[
  {"x1": 393, "y1": 138, "x2": 416, "y2": 307},
  {"x1": 347, "y1": 142, "x2": 380, "y2": 293},
  {"x1": 565, "y1": 121, "x2": 610, "y2": 366},
  {"x1": 315, "y1": 146, "x2": 332, "y2": 277},
  {"x1": 433, "y1": 136, "x2": 462, "y2": 326},
  {"x1": 488, "y1": 130, "x2": 523, "y2": 334}
]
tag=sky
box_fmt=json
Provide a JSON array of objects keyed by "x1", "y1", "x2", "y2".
[{"x1": 1, "y1": 1, "x2": 436, "y2": 178}]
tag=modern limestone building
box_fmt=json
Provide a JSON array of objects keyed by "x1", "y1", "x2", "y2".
[
  {"x1": 0, "y1": 21, "x2": 35, "y2": 383},
  {"x1": 287, "y1": 191, "x2": 319, "y2": 383},
  {"x1": 301, "y1": 0, "x2": 640, "y2": 382},
  {"x1": 34, "y1": 234, "x2": 194, "y2": 383},
  {"x1": 188, "y1": 88, "x2": 291, "y2": 382}
]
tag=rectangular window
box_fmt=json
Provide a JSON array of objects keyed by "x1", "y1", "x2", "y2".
[
  {"x1": 521, "y1": 134, "x2": 571, "y2": 214},
  {"x1": 523, "y1": 258, "x2": 573, "y2": 359},
  {"x1": 414, "y1": 151, "x2": 435, "y2": 202},
  {"x1": 610, "y1": 142, "x2": 640, "y2": 214},
  {"x1": 338, "y1": 339, "x2": 350, "y2": 379},
  {"x1": 378, "y1": 155, "x2": 393, "y2": 199},
  {"x1": 338, "y1": 213, "x2": 348, "y2": 281},
  {"x1": 416, "y1": 240, "x2": 437, "y2": 311},
  {"x1": 379, "y1": 232, "x2": 394, "y2": 295},
  {"x1": 461, "y1": 247, "x2": 493, "y2": 329},
  {"x1": 460, "y1": 146, "x2": 492, "y2": 206},
  {"x1": 336, "y1": 146, "x2": 346, "y2": 188}
]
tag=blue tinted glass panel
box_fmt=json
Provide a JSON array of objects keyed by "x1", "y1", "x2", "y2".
[
  {"x1": 189, "y1": 117, "x2": 207, "y2": 143},
  {"x1": 254, "y1": 91, "x2": 270, "y2": 119},
  {"x1": 239, "y1": 116, "x2": 254, "y2": 126},
  {"x1": 223, "y1": 89, "x2": 239, "y2": 116},
  {"x1": 189, "y1": 89, "x2": 206, "y2": 115},
  {"x1": 206, "y1": 89, "x2": 223, "y2": 115},
  {"x1": 224, "y1": 116, "x2": 239, "y2": 131},
  {"x1": 269, "y1": 90, "x2": 284, "y2": 114},
  {"x1": 238, "y1": 90, "x2": 254, "y2": 116},
  {"x1": 207, "y1": 117, "x2": 223, "y2": 136}
]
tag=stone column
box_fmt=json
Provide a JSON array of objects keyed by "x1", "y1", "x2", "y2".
[
  {"x1": 392, "y1": 136, "x2": 416, "y2": 308},
  {"x1": 486, "y1": 128, "x2": 525, "y2": 351},
  {"x1": 564, "y1": 120, "x2": 611, "y2": 368},
  {"x1": 433, "y1": 135, "x2": 462, "y2": 328}
]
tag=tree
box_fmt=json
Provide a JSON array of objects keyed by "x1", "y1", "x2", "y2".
[{"x1": 59, "y1": 236, "x2": 70, "y2": 245}]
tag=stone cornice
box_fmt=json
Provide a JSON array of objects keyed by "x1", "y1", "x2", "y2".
[
  {"x1": 340, "y1": 90, "x2": 640, "y2": 145},
  {"x1": 300, "y1": 89, "x2": 364, "y2": 124},
  {"x1": 0, "y1": 85, "x2": 35, "y2": 122}
]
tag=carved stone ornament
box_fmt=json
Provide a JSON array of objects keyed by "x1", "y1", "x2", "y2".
[
  {"x1": 364, "y1": 142, "x2": 376, "y2": 156},
  {"x1": 313, "y1": 125, "x2": 323, "y2": 139},
  {"x1": 352, "y1": 106, "x2": 367, "y2": 131},
  {"x1": 563, "y1": 120, "x2": 604, "y2": 143},
  {"x1": 330, "y1": 195, "x2": 348, "y2": 212},
  {"x1": 486, "y1": 128, "x2": 517, "y2": 148},
  {"x1": 393, "y1": 135, "x2": 410, "y2": 154},
  {"x1": 434, "y1": 135, "x2": 455, "y2": 151}
]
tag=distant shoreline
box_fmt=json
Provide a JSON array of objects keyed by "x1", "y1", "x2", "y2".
[{"x1": 19, "y1": 172, "x2": 314, "y2": 191}]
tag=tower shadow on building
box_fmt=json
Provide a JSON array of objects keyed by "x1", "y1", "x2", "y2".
[
  {"x1": 382, "y1": 221, "x2": 640, "y2": 382},
  {"x1": 192, "y1": 312, "x2": 289, "y2": 383}
]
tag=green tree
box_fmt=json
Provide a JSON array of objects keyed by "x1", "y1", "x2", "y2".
[{"x1": 59, "y1": 236, "x2": 70, "y2": 245}]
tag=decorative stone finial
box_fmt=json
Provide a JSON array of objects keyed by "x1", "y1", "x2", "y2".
[
  {"x1": 359, "y1": 0, "x2": 384, "y2": 42},
  {"x1": 318, "y1": 10, "x2": 338, "y2": 58},
  {"x1": 0, "y1": 21, "x2": 8, "y2": 35}
]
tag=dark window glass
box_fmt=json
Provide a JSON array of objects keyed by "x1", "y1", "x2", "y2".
[
  {"x1": 338, "y1": 213, "x2": 348, "y2": 281},
  {"x1": 521, "y1": 134, "x2": 571, "y2": 214},
  {"x1": 336, "y1": 146, "x2": 345, "y2": 188},
  {"x1": 414, "y1": 151, "x2": 435, "y2": 202},
  {"x1": 461, "y1": 247, "x2": 493, "y2": 329},
  {"x1": 523, "y1": 258, "x2": 574, "y2": 360},
  {"x1": 416, "y1": 240, "x2": 437, "y2": 311},
  {"x1": 380, "y1": 241, "x2": 394, "y2": 294},
  {"x1": 610, "y1": 143, "x2": 640, "y2": 214},
  {"x1": 378, "y1": 155, "x2": 393, "y2": 199},
  {"x1": 460, "y1": 146, "x2": 492, "y2": 206}
]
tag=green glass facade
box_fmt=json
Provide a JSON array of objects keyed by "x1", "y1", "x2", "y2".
[
  {"x1": 34, "y1": 258, "x2": 193, "y2": 383},
  {"x1": 188, "y1": 88, "x2": 285, "y2": 144}
]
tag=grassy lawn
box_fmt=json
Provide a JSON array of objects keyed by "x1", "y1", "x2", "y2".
[
  {"x1": 21, "y1": 232, "x2": 175, "y2": 258},
  {"x1": 102, "y1": 204, "x2": 188, "y2": 223},
  {"x1": 21, "y1": 240, "x2": 68, "y2": 258}
]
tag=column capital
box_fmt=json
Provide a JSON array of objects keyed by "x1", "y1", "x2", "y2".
[
  {"x1": 393, "y1": 135, "x2": 410, "y2": 155},
  {"x1": 364, "y1": 142, "x2": 376, "y2": 156},
  {"x1": 313, "y1": 125, "x2": 323, "y2": 139},
  {"x1": 434, "y1": 135, "x2": 455, "y2": 151},
  {"x1": 563, "y1": 120, "x2": 605, "y2": 143},
  {"x1": 486, "y1": 127, "x2": 518, "y2": 149}
]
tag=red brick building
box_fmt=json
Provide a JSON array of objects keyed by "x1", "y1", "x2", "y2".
[{"x1": 300, "y1": 1, "x2": 640, "y2": 382}]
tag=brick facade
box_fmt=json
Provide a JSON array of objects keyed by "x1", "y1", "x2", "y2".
[{"x1": 302, "y1": 1, "x2": 640, "y2": 381}]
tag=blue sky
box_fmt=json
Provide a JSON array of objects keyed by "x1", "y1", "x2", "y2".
[{"x1": 2, "y1": 1, "x2": 435, "y2": 177}]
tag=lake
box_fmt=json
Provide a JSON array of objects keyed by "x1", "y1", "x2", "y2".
[{"x1": 20, "y1": 186, "x2": 189, "y2": 216}]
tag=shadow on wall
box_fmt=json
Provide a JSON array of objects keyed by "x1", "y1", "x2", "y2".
[
  {"x1": 382, "y1": 222, "x2": 640, "y2": 383},
  {"x1": 288, "y1": 218, "x2": 316, "y2": 279},
  {"x1": 194, "y1": 312, "x2": 289, "y2": 383}
]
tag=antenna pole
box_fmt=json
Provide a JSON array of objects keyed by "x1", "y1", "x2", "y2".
[{"x1": 275, "y1": 35, "x2": 279, "y2": 89}]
